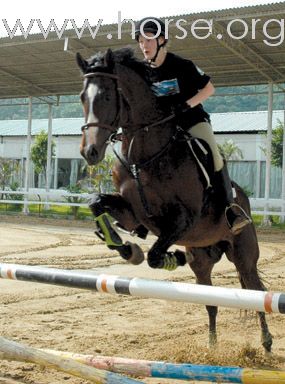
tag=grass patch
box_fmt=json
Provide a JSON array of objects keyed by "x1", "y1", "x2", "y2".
[
  {"x1": 252, "y1": 214, "x2": 285, "y2": 229},
  {"x1": 0, "y1": 203, "x2": 93, "y2": 220}
]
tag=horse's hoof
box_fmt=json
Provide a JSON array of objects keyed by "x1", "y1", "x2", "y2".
[
  {"x1": 147, "y1": 257, "x2": 164, "y2": 269},
  {"x1": 125, "y1": 241, "x2": 144, "y2": 265},
  {"x1": 264, "y1": 350, "x2": 273, "y2": 358}
]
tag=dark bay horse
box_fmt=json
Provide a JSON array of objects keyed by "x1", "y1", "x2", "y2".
[{"x1": 76, "y1": 48, "x2": 272, "y2": 353}]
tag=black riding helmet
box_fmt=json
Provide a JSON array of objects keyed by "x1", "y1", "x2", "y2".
[
  {"x1": 135, "y1": 17, "x2": 167, "y2": 44},
  {"x1": 135, "y1": 17, "x2": 167, "y2": 62}
]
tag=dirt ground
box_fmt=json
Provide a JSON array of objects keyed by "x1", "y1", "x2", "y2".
[{"x1": 0, "y1": 214, "x2": 285, "y2": 384}]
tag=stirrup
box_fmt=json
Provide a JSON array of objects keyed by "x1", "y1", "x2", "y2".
[{"x1": 225, "y1": 203, "x2": 252, "y2": 234}]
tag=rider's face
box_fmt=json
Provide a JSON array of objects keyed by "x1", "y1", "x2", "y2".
[{"x1": 138, "y1": 32, "x2": 164, "y2": 60}]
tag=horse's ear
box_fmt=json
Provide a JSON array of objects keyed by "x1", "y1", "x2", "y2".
[
  {"x1": 104, "y1": 48, "x2": 114, "y2": 69},
  {"x1": 76, "y1": 52, "x2": 88, "y2": 73}
]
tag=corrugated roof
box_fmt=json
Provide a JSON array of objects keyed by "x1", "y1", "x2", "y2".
[
  {"x1": 0, "y1": 110, "x2": 283, "y2": 136},
  {"x1": 0, "y1": 2, "x2": 284, "y2": 98},
  {"x1": 211, "y1": 110, "x2": 284, "y2": 132},
  {"x1": 0, "y1": 117, "x2": 84, "y2": 136}
]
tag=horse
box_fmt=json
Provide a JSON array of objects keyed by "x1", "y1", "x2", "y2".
[{"x1": 76, "y1": 47, "x2": 272, "y2": 353}]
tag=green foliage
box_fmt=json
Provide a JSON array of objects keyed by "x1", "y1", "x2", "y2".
[
  {"x1": 83, "y1": 155, "x2": 115, "y2": 193},
  {"x1": 218, "y1": 139, "x2": 244, "y2": 161},
  {"x1": 5, "y1": 181, "x2": 23, "y2": 211},
  {"x1": 0, "y1": 202, "x2": 92, "y2": 219},
  {"x1": 271, "y1": 120, "x2": 283, "y2": 168},
  {"x1": 240, "y1": 185, "x2": 253, "y2": 197},
  {"x1": 31, "y1": 130, "x2": 56, "y2": 175},
  {"x1": 0, "y1": 157, "x2": 14, "y2": 191},
  {"x1": 0, "y1": 86, "x2": 284, "y2": 121},
  {"x1": 260, "y1": 120, "x2": 284, "y2": 168},
  {"x1": 7, "y1": 181, "x2": 23, "y2": 200},
  {"x1": 0, "y1": 158, "x2": 21, "y2": 199},
  {"x1": 64, "y1": 183, "x2": 87, "y2": 219}
]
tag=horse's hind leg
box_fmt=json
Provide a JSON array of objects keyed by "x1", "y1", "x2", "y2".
[
  {"x1": 189, "y1": 244, "x2": 225, "y2": 347},
  {"x1": 89, "y1": 193, "x2": 147, "y2": 265},
  {"x1": 226, "y1": 225, "x2": 273, "y2": 353}
]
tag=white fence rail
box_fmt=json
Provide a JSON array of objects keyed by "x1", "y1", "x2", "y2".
[
  {"x1": 0, "y1": 190, "x2": 284, "y2": 218},
  {"x1": 0, "y1": 189, "x2": 90, "y2": 208},
  {"x1": 250, "y1": 198, "x2": 285, "y2": 218}
]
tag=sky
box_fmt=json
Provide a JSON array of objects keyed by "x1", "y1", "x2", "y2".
[
  {"x1": 0, "y1": 0, "x2": 280, "y2": 37},
  {"x1": 1, "y1": 0, "x2": 277, "y2": 20}
]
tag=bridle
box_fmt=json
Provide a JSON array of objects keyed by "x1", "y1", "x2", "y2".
[{"x1": 80, "y1": 70, "x2": 176, "y2": 136}]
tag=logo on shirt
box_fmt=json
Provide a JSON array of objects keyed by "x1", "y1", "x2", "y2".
[{"x1": 151, "y1": 78, "x2": 180, "y2": 97}]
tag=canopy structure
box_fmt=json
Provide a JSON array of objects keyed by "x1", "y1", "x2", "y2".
[{"x1": 0, "y1": 2, "x2": 284, "y2": 98}]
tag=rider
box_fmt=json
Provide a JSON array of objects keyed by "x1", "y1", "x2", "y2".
[{"x1": 135, "y1": 17, "x2": 251, "y2": 234}]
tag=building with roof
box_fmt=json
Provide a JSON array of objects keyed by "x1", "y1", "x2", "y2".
[{"x1": 0, "y1": 110, "x2": 283, "y2": 196}]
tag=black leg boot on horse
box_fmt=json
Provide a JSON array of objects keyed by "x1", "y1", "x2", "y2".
[{"x1": 214, "y1": 163, "x2": 252, "y2": 234}]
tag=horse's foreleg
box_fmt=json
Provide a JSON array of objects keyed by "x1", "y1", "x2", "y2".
[
  {"x1": 147, "y1": 206, "x2": 195, "y2": 270},
  {"x1": 89, "y1": 193, "x2": 147, "y2": 265}
]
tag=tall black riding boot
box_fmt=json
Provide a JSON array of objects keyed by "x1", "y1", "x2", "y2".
[{"x1": 214, "y1": 164, "x2": 252, "y2": 234}]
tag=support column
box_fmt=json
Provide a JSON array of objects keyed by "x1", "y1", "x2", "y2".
[
  {"x1": 46, "y1": 104, "x2": 53, "y2": 191},
  {"x1": 263, "y1": 82, "x2": 273, "y2": 225},
  {"x1": 281, "y1": 95, "x2": 285, "y2": 223},
  {"x1": 45, "y1": 104, "x2": 53, "y2": 209},
  {"x1": 256, "y1": 160, "x2": 261, "y2": 198},
  {"x1": 23, "y1": 97, "x2": 32, "y2": 214},
  {"x1": 53, "y1": 156, "x2": 58, "y2": 190}
]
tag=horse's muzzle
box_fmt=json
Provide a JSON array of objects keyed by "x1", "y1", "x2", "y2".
[{"x1": 84, "y1": 144, "x2": 99, "y2": 165}]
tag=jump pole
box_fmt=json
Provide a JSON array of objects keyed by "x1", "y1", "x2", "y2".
[
  {"x1": 0, "y1": 336, "x2": 143, "y2": 384},
  {"x1": 42, "y1": 349, "x2": 285, "y2": 384},
  {"x1": 0, "y1": 263, "x2": 285, "y2": 314}
]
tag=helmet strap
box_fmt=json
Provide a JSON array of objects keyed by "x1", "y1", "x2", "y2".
[{"x1": 148, "y1": 39, "x2": 163, "y2": 65}]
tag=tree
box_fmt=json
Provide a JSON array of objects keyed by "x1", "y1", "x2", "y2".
[
  {"x1": 0, "y1": 157, "x2": 14, "y2": 192},
  {"x1": 0, "y1": 158, "x2": 22, "y2": 205},
  {"x1": 271, "y1": 120, "x2": 283, "y2": 168},
  {"x1": 81, "y1": 155, "x2": 115, "y2": 193},
  {"x1": 31, "y1": 130, "x2": 55, "y2": 181},
  {"x1": 218, "y1": 139, "x2": 244, "y2": 161},
  {"x1": 0, "y1": 157, "x2": 14, "y2": 201}
]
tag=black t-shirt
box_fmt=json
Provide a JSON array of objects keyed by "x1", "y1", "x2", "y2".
[{"x1": 145, "y1": 52, "x2": 211, "y2": 128}]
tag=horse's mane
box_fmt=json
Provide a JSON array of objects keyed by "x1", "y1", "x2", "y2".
[{"x1": 88, "y1": 48, "x2": 150, "y2": 81}]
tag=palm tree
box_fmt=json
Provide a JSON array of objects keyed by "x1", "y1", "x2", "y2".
[{"x1": 218, "y1": 139, "x2": 244, "y2": 161}]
